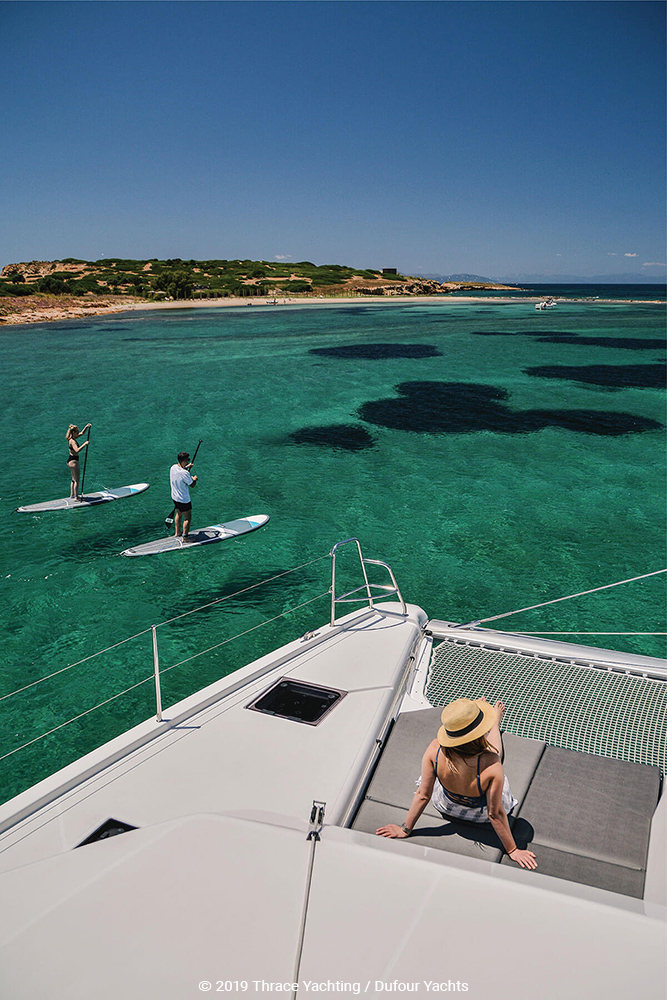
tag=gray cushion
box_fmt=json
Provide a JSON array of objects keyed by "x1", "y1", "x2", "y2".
[
  {"x1": 499, "y1": 733, "x2": 546, "y2": 803},
  {"x1": 500, "y1": 843, "x2": 646, "y2": 899},
  {"x1": 516, "y1": 746, "x2": 661, "y2": 869},
  {"x1": 352, "y1": 799, "x2": 503, "y2": 861},
  {"x1": 364, "y1": 708, "x2": 441, "y2": 816}
]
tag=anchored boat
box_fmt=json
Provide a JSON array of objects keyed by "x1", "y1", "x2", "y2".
[{"x1": 0, "y1": 539, "x2": 664, "y2": 998}]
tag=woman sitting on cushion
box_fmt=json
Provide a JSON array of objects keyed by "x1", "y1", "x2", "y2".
[{"x1": 376, "y1": 697, "x2": 537, "y2": 870}]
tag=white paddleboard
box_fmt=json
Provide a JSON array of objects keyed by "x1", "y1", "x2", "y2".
[
  {"x1": 121, "y1": 514, "x2": 270, "y2": 557},
  {"x1": 16, "y1": 483, "x2": 150, "y2": 513}
]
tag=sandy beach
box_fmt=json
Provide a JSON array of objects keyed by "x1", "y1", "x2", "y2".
[
  {"x1": 1, "y1": 291, "x2": 663, "y2": 327},
  {"x1": 0, "y1": 293, "x2": 493, "y2": 326},
  {"x1": 128, "y1": 293, "x2": 525, "y2": 311}
]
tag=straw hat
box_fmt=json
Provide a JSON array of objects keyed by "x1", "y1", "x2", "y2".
[{"x1": 437, "y1": 698, "x2": 497, "y2": 747}]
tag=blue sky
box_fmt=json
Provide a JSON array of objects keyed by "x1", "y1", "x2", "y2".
[{"x1": 1, "y1": 0, "x2": 665, "y2": 279}]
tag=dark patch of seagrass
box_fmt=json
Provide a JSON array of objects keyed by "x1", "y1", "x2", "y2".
[
  {"x1": 309, "y1": 343, "x2": 441, "y2": 360},
  {"x1": 357, "y1": 381, "x2": 663, "y2": 436},
  {"x1": 289, "y1": 423, "x2": 376, "y2": 451}
]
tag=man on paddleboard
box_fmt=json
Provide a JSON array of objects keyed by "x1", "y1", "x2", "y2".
[{"x1": 169, "y1": 451, "x2": 198, "y2": 539}]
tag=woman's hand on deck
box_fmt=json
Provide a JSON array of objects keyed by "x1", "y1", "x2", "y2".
[
  {"x1": 508, "y1": 848, "x2": 537, "y2": 869},
  {"x1": 376, "y1": 824, "x2": 410, "y2": 839}
]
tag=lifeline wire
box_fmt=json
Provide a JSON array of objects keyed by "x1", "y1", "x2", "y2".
[
  {"x1": 0, "y1": 626, "x2": 154, "y2": 704},
  {"x1": 0, "y1": 592, "x2": 330, "y2": 763},
  {"x1": 157, "y1": 554, "x2": 328, "y2": 627},
  {"x1": 157, "y1": 592, "x2": 330, "y2": 676},
  {"x1": 462, "y1": 568, "x2": 667, "y2": 627},
  {"x1": 0, "y1": 673, "x2": 155, "y2": 763},
  {"x1": 3, "y1": 565, "x2": 664, "y2": 706},
  {"x1": 0, "y1": 554, "x2": 329, "y2": 705}
]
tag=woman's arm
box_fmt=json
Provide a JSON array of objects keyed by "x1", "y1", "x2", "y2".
[
  {"x1": 376, "y1": 745, "x2": 437, "y2": 839},
  {"x1": 485, "y1": 764, "x2": 537, "y2": 869},
  {"x1": 69, "y1": 425, "x2": 91, "y2": 454}
]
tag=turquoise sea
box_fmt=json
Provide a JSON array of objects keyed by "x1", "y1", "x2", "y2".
[{"x1": 2, "y1": 294, "x2": 666, "y2": 803}]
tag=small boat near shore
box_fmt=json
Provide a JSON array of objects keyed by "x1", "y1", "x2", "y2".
[
  {"x1": 0, "y1": 539, "x2": 664, "y2": 998},
  {"x1": 535, "y1": 297, "x2": 558, "y2": 310}
]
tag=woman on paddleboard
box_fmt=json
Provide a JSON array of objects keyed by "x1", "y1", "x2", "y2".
[{"x1": 66, "y1": 423, "x2": 91, "y2": 498}]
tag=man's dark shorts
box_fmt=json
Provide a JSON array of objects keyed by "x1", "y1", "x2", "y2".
[{"x1": 173, "y1": 500, "x2": 192, "y2": 512}]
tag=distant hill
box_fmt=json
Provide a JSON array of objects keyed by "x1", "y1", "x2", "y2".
[
  {"x1": 496, "y1": 272, "x2": 667, "y2": 285},
  {"x1": 417, "y1": 270, "x2": 665, "y2": 285}
]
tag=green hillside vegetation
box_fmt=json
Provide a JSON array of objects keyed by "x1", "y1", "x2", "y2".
[{"x1": 0, "y1": 258, "x2": 407, "y2": 299}]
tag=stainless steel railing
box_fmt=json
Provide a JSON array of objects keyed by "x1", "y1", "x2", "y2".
[{"x1": 329, "y1": 538, "x2": 407, "y2": 626}]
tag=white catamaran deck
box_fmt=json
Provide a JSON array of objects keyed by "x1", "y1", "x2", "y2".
[
  {"x1": 0, "y1": 811, "x2": 663, "y2": 999},
  {"x1": 0, "y1": 541, "x2": 665, "y2": 1000},
  {"x1": 0, "y1": 604, "x2": 429, "y2": 872}
]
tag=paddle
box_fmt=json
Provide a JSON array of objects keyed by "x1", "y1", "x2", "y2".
[
  {"x1": 79, "y1": 425, "x2": 91, "y2": 498},
  {"x1": 165, "y1": 439, "x2": 202, "y2": 525}
]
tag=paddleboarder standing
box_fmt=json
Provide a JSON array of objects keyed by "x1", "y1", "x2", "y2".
[
  {"x1": 66, "y1": 423, "x2": 91, "y2": 498},
  {"x1": 169, "y1": 451, "x2": 198, "y2": 539}
]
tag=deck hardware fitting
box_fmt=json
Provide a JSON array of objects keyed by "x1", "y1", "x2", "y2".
[
  {"x1": 151, "y1": 625, "x2": 163, "y2": 723},
  {"x1": 291, "y1": 801, "x2": 326, "y2": 998}
]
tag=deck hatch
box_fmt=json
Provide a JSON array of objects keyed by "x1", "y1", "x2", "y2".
[
  {"x1": 76, "y1": 818, "x2": 137, "y2": 847},
  {"x1": 246, "y1": 677, "x2": 347, "y2": 725}
]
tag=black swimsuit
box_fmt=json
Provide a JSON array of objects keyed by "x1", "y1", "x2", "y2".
[{"x1": 434, "y1": 746, "x2": 487, "y2": 807}]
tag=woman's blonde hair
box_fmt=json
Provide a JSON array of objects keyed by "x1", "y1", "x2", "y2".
[
  {"x1": 443, "y1": 734, "x2": 500, "y2": 773},
  {"x1": 66, "y1": 424, "x2": 79, "y2": 440}
]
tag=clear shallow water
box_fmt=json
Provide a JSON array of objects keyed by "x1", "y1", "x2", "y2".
[{"x1": 2, "y1": 297, "x2": 666, "y2": 801}]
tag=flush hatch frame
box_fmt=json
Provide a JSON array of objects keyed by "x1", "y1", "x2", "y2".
[
  {"x1": 76, "y1": 818, "x2": 137, "y2": 848},
  {"x1": 245, "y1": 677, "x2": 347, "y2": 726}
]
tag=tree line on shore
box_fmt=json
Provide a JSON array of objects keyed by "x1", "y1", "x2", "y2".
[{"x1": 0, "y1": 258, "x2": 405, "y2": 300}]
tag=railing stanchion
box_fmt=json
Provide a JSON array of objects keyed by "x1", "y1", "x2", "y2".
[
  {"x1": 152, "y1": 625, "x2": 163, "y2": 722},
  {"x1": 329, "y1": 538, "x2": 407, "y2": 625}
]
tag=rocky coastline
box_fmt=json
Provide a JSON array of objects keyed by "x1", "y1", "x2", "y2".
[{"x1": 0, "y1": 293, "x2": 143, "y2": 326}]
